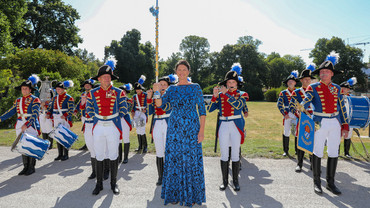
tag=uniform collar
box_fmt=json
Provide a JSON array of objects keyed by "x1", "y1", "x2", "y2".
[
  {"x1": 228, "y1": 89, "x2": 238, "y2": 95},
  {"x1": 320, "y1": 80, "x2": 332, "y2": 87},
  {"x1": 22, "y1": 94, "x2": 32, "y2": 98},
  {"x1": 100, "y1": 85, "x2": 112, "y2": 91}
]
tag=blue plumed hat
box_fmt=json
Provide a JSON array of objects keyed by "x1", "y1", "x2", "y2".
[
  {"x1": 15, "y1": 74, "x2": 40, "y2": 91},
  {"x1": 299, "y1": 63, "x2": 316, "y2": 79},
  {"x1": 313, "y1": 51, "x2": 342, "y2": 75},
  {"x1": 80, "y1": 78, "x2": 95, "y2": 88},
  {"x1": 158, "y1": 74, "x2": 178, "y2": 85},
  {"x1": 219, "y1": 63, "x2": 243, "y2": 86},
  {"x1": 55, "y1": 80, "x2": 74, "y2": 89},
  {"x1": 340, "y1": 77, "x2": 357, "y2": 89},
  {"x1": 119, "y1": 83, "x2": 133, "y2": 93},
  {"x1": 283, "y1": 70, "x2": 300, "y2": 85},
  {"x1": 134, "y1": 75, "x2": 146, "y2": 90},
  {"x1": 92, "y1": 60, "x2": 119, "y2": 80}
]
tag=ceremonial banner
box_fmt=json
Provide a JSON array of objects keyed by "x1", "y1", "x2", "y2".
[{"x1": 297, "y1": 112, "x2": 315, "y2": 154}]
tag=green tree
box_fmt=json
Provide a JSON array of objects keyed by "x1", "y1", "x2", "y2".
[
  {"x1": 0, "y1": 69, "x2": 21, "y2": 128},
  {"x1": 179, "y1": 35, "x2": 210, "y2": 85},
  {"x1": 237, "y1": 35, "x2": 262, "y2": 49},
  {"x1": 105, "y1": 29, "x2": 155, "y2": 88},
  {"x1": 310, "y1": 36, "x2": 366, "y2": 91},
  {"x1": 12, "y1": 0, "x2": 82, "y2": 55},
  {"x1": 0, "y1": 0, "x2": 27, "y2": 56}
]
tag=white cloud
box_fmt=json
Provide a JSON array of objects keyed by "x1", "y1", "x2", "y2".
[{"x1": 76, "y1": 0, "x2": 315, "y2": 64}]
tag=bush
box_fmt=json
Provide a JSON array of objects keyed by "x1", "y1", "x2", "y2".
[
  {"x1": 264, "y1": 86, "x2": 286, "y2": 102},
  {"x1": 202, "y1": 84, "x2": 217, "y2": 94},
  {"x1": 244, "y1": 85, "x2": 264, "y2": 101}
]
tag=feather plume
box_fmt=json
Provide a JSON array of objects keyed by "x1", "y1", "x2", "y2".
[
  {"x1": 63, "y1": 80, "x2": 74, "y2": 88},
  {"x1": 231, "y1": 63, "x2": 242, "y2": 75},
  {"x1": 306, "y1": 63, "x2": 316, "y2": 72},
  {"x1": 238, "y1": 76, "x2": 244, "y2": 82},
  {"x1": 325, "y1": 51, "x2": 340, "y2": 65},
  {"x1": 347, "y1": 77, "x2": 357, "y2": 86},
  {"x1": 168, "y1": 74, "x2": 178, "y2": 83},
  {"x1": 138, "y1": 75, "x2": 146, "y2": 85},
  {"x1": 187, "y1": 77, "x2": 192, "y2": 82},
  {"x1": 125, "y1": 83, "x2": 133, "y2": 91},
  {"x1": 291, "y1": 70, "x2": 298, "y2": 78},
  {"x1": 28, "y1": 74, "x2": 40, "y2": 85},
  {"x1": 105, "y1": 60, "x2": 116, "y2": 71}
]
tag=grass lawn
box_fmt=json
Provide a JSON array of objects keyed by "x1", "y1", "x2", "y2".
[{"x1": 1, "y1": 102, "x2": 369, "y2": 160}]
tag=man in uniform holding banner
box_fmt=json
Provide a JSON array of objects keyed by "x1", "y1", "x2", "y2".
[
  {"x1": 0, "y1": 75, "x2": 41, "y2": 176},
  {"x1": 289, "y1": 64, "x2": 315, "y2": 172},
  {"x1": 47, "y1": 80, "x2": 75, "y2": 161},
  {"x1": 86, "y1": 60, "x2": 128, "y2": 195},
  {"x1": 299, "y1": 51, "x2": 349, "y2": 195}
]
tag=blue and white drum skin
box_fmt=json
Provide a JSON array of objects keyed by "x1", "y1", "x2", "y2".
[
  {"x1": 13, "y1": 133, "x2": 50, "y2": 160},
  {"x1": 49, "y1": 123, "x2": 78, "y2": 149},
  {"x1": 347, "y1": 96, "x2": 370, "y2": 129}
]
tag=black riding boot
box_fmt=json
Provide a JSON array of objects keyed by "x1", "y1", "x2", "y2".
[
  {"x1": 88, "y1": 158, "x2": 97, "y2": 179},
  {"x1": 92, "y1": 160, "x2": 103, "y2": 195},
  {"x1": 294, "y1": 136, "x2": 298, "y2": 155},
  {"x1": 156, "y1": 157, "x2": 164, "y2": 186},
  {"x1": 135, "y1": 135, "x2": 142, "y2": 153},
  {"x1": 18, "y1": 155, "x2": 29, "y2": 175},
  {"x1": 312, "y1": 154, "x2": 322, "y2": 194},
  {"x1": 142, "y1": 134, "x2": 148, "y2": 153},
  {"x1": 110, "y1": 159, "x2": 120, "y2": 194},
  {"x1": 344, "y1": 139, "x2": 352, "y2": 158},
  {"x1": 104, "y1": 159, "x2": 110, "y2": 180},
  {"x1": 118, "y1": 143, "x2": 123, "y2": 163},
  {"x1": 219, "y1": 160, "x2": 229, "y2": 191},
  {"x1": 239, "y1": 147, "x2": 242, "y2": 171},
  {"x1": 61, "y1": 147, "x2": 69, "y2": 161},
  {"x1": 79, "y1": 144, "x2": 87, "y2": 151},
  {"x1": 48, "y1": 136, "x2": 53, "y2": 149},
  {"x1": 326, "y1": 157, "x2": 341, "y2": 195},
  {"x1": 282, "y1": 135, "x2": 289, "y2": 156},
  {"x1": 295, "y1": 149, "x2": 304, "y2": 172},
  {"x1": 25, "y1": 157, "x2": 36, "y2": 176},
  {"x1": 232, "y1": 161, "x2": 240, "y2": 191},
  {"x1": 54, "y1": 143, "x2": 63, "y2": 161},
  {"x1": 122, "y1": 143, "x2": 130, "y2": 164}
]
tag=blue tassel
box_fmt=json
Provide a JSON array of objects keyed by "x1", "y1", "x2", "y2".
[
  {"x1": 325, "y1": 51, "x2": 339, "y2": 66},
  {"x1": 231, "y1": 63, "x2": 242, "y2": 75},
  {"x1": 347, "y1": 77, "x2": 357, "y2": 86},
  {"x1": 138, "y1": 75, "x2": 146, "y2": 85},
  {"x1": 28, "y1": 74, "x2": 40, "y2": 85},
  {"x1": 105, "y1": 60, "x2": 116, "y2": 71}
]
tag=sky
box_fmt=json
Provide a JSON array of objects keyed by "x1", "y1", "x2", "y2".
[{"x1": 63, "y1": 0, "x2": 370, "y2": 65}]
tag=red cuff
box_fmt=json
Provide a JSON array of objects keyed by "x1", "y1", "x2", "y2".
[
  {"x1": 63, "y1": 113, "x2": 68, "y2": 117},
  {"x1": 211, "y1": 96, "x2": 218, "y2": 102},
  {"x1": 284, "y1": 111, "x2": 288, "y2": 115},
  {"x1": 342, "y1": 124, "x2": 349, "y2": 132}
]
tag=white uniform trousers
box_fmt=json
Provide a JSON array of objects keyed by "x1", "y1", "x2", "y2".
[
  {"x1": 283, "y1": 112, "x2": 297, "y2": 137},
  {"x1": 121, "y1": 118, "x2": 130, "y2": 144},
  {"x1": 219, "y1": 121, "x2": 241, "y2": 162},
  {"x1": 344, "y1": 128, "x2": 353, "y2": 140},
  {"x1": 15, "y1": 120, "x2": 38, "y2": 137},
  {"x1": 152, "y1": 119, "x2": 167, "y2": 158},
  {"x1": 84, "y1": 123, "x2": 95, "y2": 158},
  {"x1": 134, "y1": 110, "x2": 146, "y2": 135},
  {"x1": 314, "y1": 118, "x2": 341, "y2": 158},
  {"x1": 93, "y1": 120, "x2": 120, "y2": 161}
]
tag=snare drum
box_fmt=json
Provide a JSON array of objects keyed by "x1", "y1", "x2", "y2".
[
  {"x1": 11, "y1": 133, "x2": 50, "y2": 160},
  {"x1": 133, "y1": 117, "x2": 145, "y2": 128},
  {"x1": 347, "y1": 96, "x2": 370, "y2": 129},
  {"x1": 49, "y1": 123, "x2": 78, "y2": 149}
]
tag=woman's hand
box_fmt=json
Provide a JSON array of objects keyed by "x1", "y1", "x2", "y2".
[
  {"x1": 153, "y1": 83, "x2": 160, "y2": 92},
  {"x1": 197, "y1": 131, "x2": 204, "y2": 143}
]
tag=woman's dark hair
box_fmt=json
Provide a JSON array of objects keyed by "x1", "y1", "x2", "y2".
[{"x1": 174, "y1": 60, "x2": 191, "y2": 72}]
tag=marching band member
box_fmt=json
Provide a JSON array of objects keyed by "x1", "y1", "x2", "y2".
[
  {"x1": 86, "y1": 60, "x2": 128, "y2": 195},
  {"x1": 75, "y1": 78, "x2": 97, "y2": 179},
  {"x1": 0, "y1": 75, "x2": 41, "y2": 175},
  {"x1": 277, "y1": 70, "x2": 299, "y2": 156},
  {"x1": 119, "y1": 83, "x2": 133, "y2": 164},
  {"x1": 208, "y1": 63, "x2": 248, "y2": 191},
  {"x1": 300, "y1": 51, "x2": 349, "y2": 195},
  {"x1": 289, "y1": 64, "x2": 315, "y2": 172},
  {"x1": 340, "y1": 77, "x2": 357, "y2": 158},
  {"x1": 147, "y1": 74, "x2": 176, "y2": 186},
  {"x1": 47, "y1": 80, "x2": 75, "y2": 161},
  {"x1": 132, "y1": 75, "x2": 148, "y2": 153}
]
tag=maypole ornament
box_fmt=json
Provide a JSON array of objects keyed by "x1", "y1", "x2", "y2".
[{"x1": 149, "y1": 0, "x2": 159, "y2": 82}]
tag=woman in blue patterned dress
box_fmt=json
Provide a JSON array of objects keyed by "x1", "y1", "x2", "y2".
[{"x1": 153, "y1": 60, "x2": 206, "y2": 207}]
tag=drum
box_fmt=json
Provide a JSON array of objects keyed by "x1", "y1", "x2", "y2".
[
  {"x1": 347, "y1": 96, "x2": 370, "y2": 129},
  {"x1": 133, "y1": 117, "x2": 145, "y2": 128},
  {"x1": 49, "y1": 123, "x2": 78, "y2": 149},
  {"x1": 11, "y1": 133, "x2": 50, "y2": 160}
]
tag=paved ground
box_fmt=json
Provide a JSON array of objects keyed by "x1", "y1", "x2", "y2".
[{"x1": 0, "y1": 146, "x2": 369, "y2": 208}]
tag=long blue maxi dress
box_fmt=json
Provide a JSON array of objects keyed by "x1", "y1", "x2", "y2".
[{"x1": 160, "y1": 83, "x2": 206, "y2": 207}]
